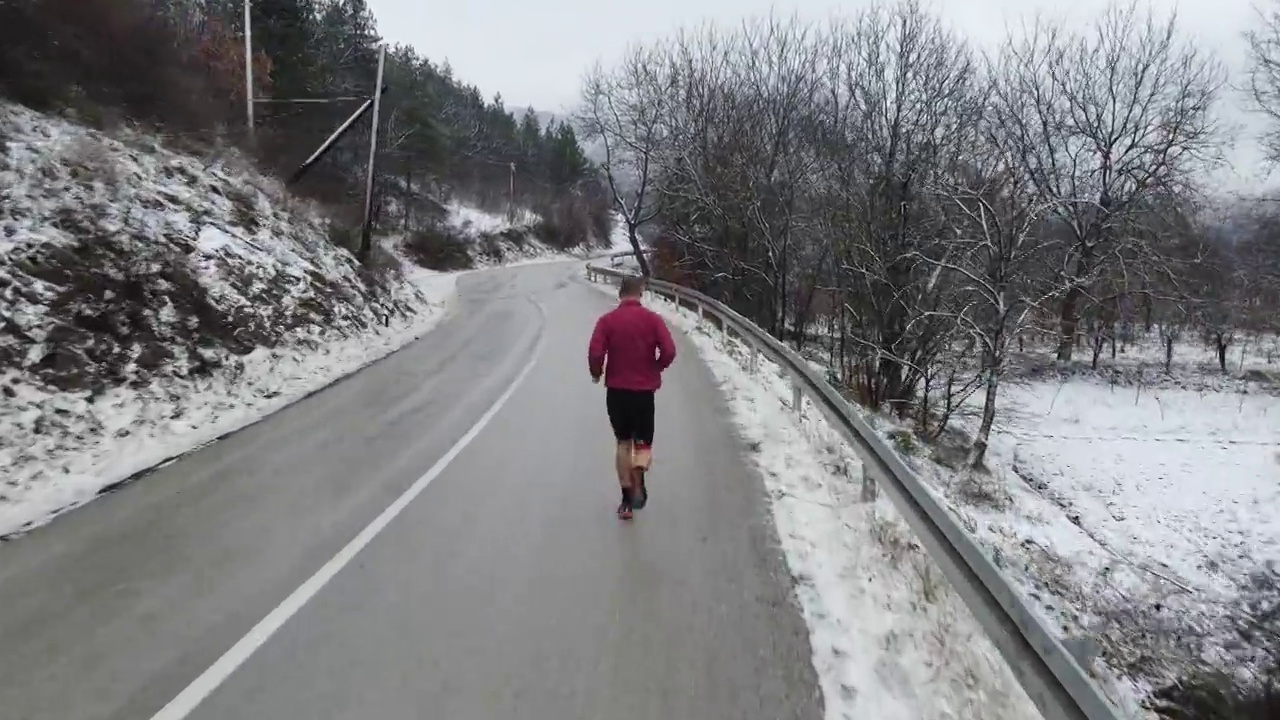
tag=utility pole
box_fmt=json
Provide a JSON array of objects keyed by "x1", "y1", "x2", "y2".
[
  {"x1": 286, "y1": 87, "x2": 387, "y2": 184},
  {"x1": 244, "y1": 0, "x2": 254, "y2": 142},
  {"x1": 358, "y1": 44, "x2": 388, "y2": 264}
]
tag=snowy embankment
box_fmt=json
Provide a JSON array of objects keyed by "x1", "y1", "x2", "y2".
[
  {"x1": 587, "y1": 276, "x2": 1042, "y2": 720},
  {"x1": 0, "y1": 101, "x2": 576, "y2": 538}
]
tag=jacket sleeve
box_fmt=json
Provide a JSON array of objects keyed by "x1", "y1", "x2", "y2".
[
  {"x1": 588, "y1": 316, "x2": 608, "y2": 378},
  {"x1": 654, "y1": 314, "x2": 677, "y2": 371}
]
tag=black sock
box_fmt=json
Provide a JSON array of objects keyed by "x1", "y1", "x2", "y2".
[{"x1": 621, "y1": 487, "x2": 632, "y2": 504}]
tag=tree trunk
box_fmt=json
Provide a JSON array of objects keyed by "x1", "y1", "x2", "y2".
[
  {"x1": 628, "y1": 225, "x2": 651, "y2": 277},
  {"x1": 1164, "y1": 335, "x2": 1175, "y2": 373},
  {"x1": 969, "y1": 360, "x2": 1000, "y2": 469},
  {"x1": 1058, "y1": 284, "x2": 1083, "y2": 361},
  {"x1": 1217, "y1": 336, "x2": 1228, "y2": 373},
  {"x1": 917, "y1": 371, "x2": 932, "y2": 437},
  {"x1": 1058, "y1": 260, "x2": 1087, "y2": 360},
  {"x1": 827, "y1": 314, "x2": 838, "y2": 382},
  {"x1": 777, "y1": 240, "x2": 789, "y2": 340},
  {"x1": 838, "y1": 290, "x2": 849, "y2": 389}
]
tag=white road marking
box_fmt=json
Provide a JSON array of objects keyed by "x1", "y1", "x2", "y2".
[{"x1": 149, "y1": 302, "x2": 548, "y2": 720}]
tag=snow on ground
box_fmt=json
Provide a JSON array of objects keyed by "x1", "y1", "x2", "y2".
[
  {"x1": 903, "y1": 362, "x2": 1280, "y2": 702},
  {"x1": 990, "y1": 378, "x2": 1280, "y2": 596},
  {"x1": 604, "y1": 214, "x2": 639, "y2": 253},
  {"x1": 418, "y1": 200, "x2": 615, "y2": 269},
  {"x1": 1, "y1": 99, "x2": 576, "y2": 538},
  {"x1": 586, "y1": 274, "x2": 1042, "y2": 720},
  {"x1": 445, "y1": 201, "x2": 539, "y2": 238},
  {"x1": 599, "y1": 219, "x2": 647, "y2": 272},
  {"x1": 796, "y1": 329, "x2": 1280, "y2": 707},
  {"x1": 779, "y1": 316, "x2": 1280, "y2": 705},
  {"x1": 0, "y1": 273, "x2": 456, "y2": 538}
]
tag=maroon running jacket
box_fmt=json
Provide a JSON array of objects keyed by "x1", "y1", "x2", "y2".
[{"x1": 588, "y1": 298, "x2": 677, "y2": 391}]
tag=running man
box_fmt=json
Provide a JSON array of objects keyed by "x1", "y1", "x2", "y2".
[{"x1": 588, "y1": 275, "x2": 677, "y2": 520}]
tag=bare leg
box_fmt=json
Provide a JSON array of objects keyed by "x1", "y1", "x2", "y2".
[
  {"x1": 630, "y1": 444, "x2": 648, "y2": 505},
  {"x1": 615, "y1": 441, "x2": 633, "y2": 491}
]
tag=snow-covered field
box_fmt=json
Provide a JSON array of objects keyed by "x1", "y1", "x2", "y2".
[
  {"x1": 0, "y1": 100, "x2": 588, "y2": 538},
  {"x1": 587, "y1": 274, "x2": 1043, "y2": 720},
  {"x1": 987, "y1": 379, "x2": 1280, "y2": 596},
  {"x1": 919, "y1": 350, "x2": 1280, "y2": 703}
]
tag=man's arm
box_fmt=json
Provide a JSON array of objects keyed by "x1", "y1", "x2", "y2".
[
  {"x1": 654, "y1": 314, "x2": 676, "y2": 371},
  {"x1": 588, "y1": 316, "x2": 608, "y2": 381}
]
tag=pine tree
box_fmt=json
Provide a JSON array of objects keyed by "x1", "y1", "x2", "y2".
[
  {"x1": 250, "y1": 0, "x2": 320, "y2": 98},
  {"x1": 518, "y1": 108, "x2": 544, "y2": 177}
]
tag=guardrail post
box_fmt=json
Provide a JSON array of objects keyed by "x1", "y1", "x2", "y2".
[
  {"x1": 791, "y1": 378, "x2": 803, "y2": 417},
  {"x1": 749, "y1": 345, "x2": 759, "y2": 374}
]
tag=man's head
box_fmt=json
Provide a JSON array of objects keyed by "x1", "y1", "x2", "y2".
[{"x1": 619, "y1": 276, "x2": 646, "y2": 300}]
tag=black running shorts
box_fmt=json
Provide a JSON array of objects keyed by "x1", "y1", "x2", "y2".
[{"x1": 605, "y1": 388, "x2": 656, "y2": 446}]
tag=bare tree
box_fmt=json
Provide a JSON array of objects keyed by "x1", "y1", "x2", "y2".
[
  {"x1": 1194, "y1": 240, "x2": 1243, "y2": 373},
  {"x1": 819, "y1": 0, "x2": 980, "y2": 415},
  {"x1": 1155, "y1": 296, "x2": 1190, "y2": 373},
  {"x1": 582, "y1": 0, "x2": 1231, "y2": 462},
  {"x1": 647, "y1": 23, "x2": 763, "y2": 305},
  {"x1": 577, "y1": 48, "x2": 674, "y2": 276},
  {"x1": 1247, "y1": 0, "x2": 1280, "y2": 165},
  {"x1": 925, "y1": 75, "x2": 1072, "y2": 467},
  {"x1": 992, "y1": 2, "x2": 1225, "y2": 362},
  {"x1": 649, "y1": 17, "x2": 828, "y2": 333},
  {"x1": 1229, "y1": 202, "x2": 1280, "y2": 344}
]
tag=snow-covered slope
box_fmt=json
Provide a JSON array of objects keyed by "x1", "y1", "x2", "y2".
[{"x1": 0, "y1": 102, "x2": 469, "y2": 537}]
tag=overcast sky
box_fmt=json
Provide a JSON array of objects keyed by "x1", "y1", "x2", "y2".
[{"x1": 367, "y1": 0, "x2": 1271, "y2": 189}]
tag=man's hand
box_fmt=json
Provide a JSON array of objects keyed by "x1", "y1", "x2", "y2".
[{"x1": 591, "y1": 373, "x2": 601, "y2": 385}]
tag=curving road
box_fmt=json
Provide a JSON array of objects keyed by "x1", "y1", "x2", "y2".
[{"x1": 0, "y1": 261, "x2": 823, "y2": 720}]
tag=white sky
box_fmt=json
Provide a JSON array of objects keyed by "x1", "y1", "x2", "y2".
[{"x1": 367, "y1": 0, "x2": 1272, "y2": 190}]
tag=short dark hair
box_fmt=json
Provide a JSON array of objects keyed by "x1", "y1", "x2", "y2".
[{"x1": 619, "y1": 276, "x2": 646, "y2": 298}]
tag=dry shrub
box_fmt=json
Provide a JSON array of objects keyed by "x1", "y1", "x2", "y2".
[
  {"x1": 59, "y1": 135, "x2": 121, "y2": 188},
  {"x1": 535, "y1": 193, "x2": 608, "y2": 250},
  {"x1": 326, "y1": 222, "x2": 360, "y2": 255},
  {"x1": 1154, "y1": 676, "x2": 1280, "y2": 720},
  {"x1": 402, "y1": 224, "x2": 473, "y2": 271}
]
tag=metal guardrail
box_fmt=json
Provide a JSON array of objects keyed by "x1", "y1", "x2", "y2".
[{"x1": 586, "y1": 251, "x2": 1124, "y2": 720}]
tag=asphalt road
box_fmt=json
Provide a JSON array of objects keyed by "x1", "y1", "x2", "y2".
[{"x1": 0, "y1": 261, "x2": 824, "y2": 720}]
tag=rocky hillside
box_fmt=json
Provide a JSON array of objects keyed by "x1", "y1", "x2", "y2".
[{"x1": 0, "y1": 101, "x2": 580, "y2": 537}]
